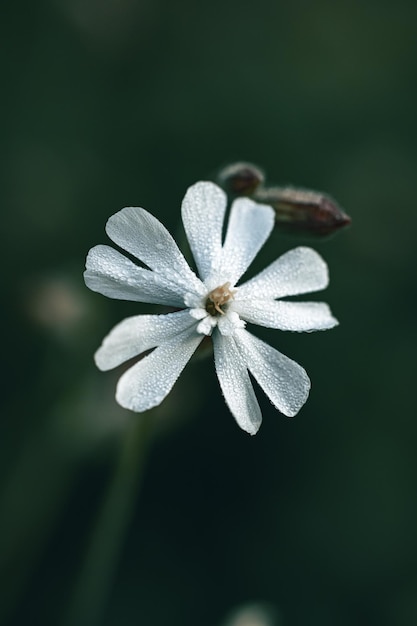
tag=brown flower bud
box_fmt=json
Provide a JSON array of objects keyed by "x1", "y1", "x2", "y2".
[
  {"x1": 217, "y1": 162, "x2": 265, "y2": 196},
  {"x1": 253, "y1": 186, "x2": 351, "y2": 237}
]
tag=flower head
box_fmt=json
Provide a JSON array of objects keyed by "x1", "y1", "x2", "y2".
[{"x1": 84, "y1": 182, "x2": 338, "y2": 435}]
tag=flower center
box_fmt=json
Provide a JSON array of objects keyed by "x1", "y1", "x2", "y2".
[{"x1": 205, "y1": 282, "x2": 236, "y2": 316}]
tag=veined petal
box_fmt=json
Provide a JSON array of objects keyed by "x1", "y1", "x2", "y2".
[
  {"x1": 237, "y1": 247, "x2": 330, "y2": 300},
  {"x1": 235, "y1": 329, "x2": 310, "y2": 417},
  {"x1": 181, "y1": 182, "x2": 227, "y2": 280},
  {"x1": 211, "y1": 198, "x2": 274, "y2": 286},
  {"x1": 232, "y1": 300, "x2": 339, "y2": 332},
  {"x1": 116, "y1": 328, "x2": 203, "y2": 412},
  {"x1": 95, "y1": 310, "x2": 197, "y2": 371},
  {"x1": 106, "y1": 207, "x2": 205, "y2": 297},
  {"x1": 84, "y1": 245, "x2": 185, "y2": 306},
  {"x1": 212, "y1": 332, "x2": 262, "y2": 435}
]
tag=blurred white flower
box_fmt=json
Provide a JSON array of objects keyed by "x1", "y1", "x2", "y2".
[
  {"x1": 221, "y1": 602, "x2": 278, "y2": 626},
  {"x1": 84, "y1": 182, "x2": 338, "y2": 434}
]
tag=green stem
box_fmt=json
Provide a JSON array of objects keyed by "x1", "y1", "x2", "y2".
[{"x1": 63, "y1": 413, "x2": 154, "y2": 626}]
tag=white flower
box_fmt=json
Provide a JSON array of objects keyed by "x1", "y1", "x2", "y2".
[{"x1": 84, "y1": 181, "x2": 338, "y2": 435}]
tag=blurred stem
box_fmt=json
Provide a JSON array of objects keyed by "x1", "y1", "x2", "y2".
[{"x1": 63, "y1": 413, "x2": 154, "y2": 626}]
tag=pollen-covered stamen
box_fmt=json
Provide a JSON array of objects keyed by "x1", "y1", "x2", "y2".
[{"x1": 205, "y1": 282, "x2": 236, "y2": 316}]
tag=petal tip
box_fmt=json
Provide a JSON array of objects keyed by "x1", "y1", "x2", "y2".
[
  {"x1": 94, "y1": 348, "x2": 110, "y2": 372},
  {"x1": 329, "y1": 316, "x2": 339, "y2": 329},
  {"x1": 182, "y1": 180, "x2": 227, "y2": 209},
  {"x1": 235, "y1": 418, "x2": 261, "y2": 436}
]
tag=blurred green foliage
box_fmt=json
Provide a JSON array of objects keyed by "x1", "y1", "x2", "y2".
[{"x1": 2, "y1": 0, "x2": 417, "y2": 625}]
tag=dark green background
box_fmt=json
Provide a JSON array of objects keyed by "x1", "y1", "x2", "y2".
[{"x1": 2, "y1": 0, "x2": 417, "y2": 625}]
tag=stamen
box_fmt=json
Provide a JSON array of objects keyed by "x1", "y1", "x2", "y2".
[{"x1": 205, "y1": 282, "x2": 236, "y2": 316}]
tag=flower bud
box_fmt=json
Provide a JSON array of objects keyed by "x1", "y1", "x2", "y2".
[
  {"x1": 217, "y1": 162, "x2": 265, "y2": 196},
  {"x1": 253, "y1": 186, "x2": 351, "y2": 237}
]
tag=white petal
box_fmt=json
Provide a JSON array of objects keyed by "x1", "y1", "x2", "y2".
[
  {"x1": 184, "y1": 292, "x2": 204, "y2": 308},
  {"x1": 212, "y1": 332, "x2": 262, "y2": 435},
  {"x1": 116, "y1": 328, "x2": 203, "y2": 412},
  {"x1": 197, "y1": 316, "x2": 217, "y2": 335},
  {"x1": 84, "y1": 245, "x2": 185, "y2": 306},
  {"x1": 106, "y1": 207, "x2": 205, "y2": 297},
  {"x1": 211, "y1": 198, "x2": 274, "y2": 286},
  {"x1": 235, "y1": 329, "x2": 311, "y2": 417},
  {"x1": 189, "y1": 307, "x2": 207, "y2": 320},
  {"x1": 237, "y1": 247, "x2": 330, "y2": 300},
  {"x1": 217, "y1": 311, "x2": 245, "y2": 336},
  {"x1": 232, "y1": 300, "x2": 338, "y2": 332},
  {"x1": 181, "y1": 182, "x2": 227, "y2": 280},
  {"x1": 95, "y1": 310, "x2": 197, "y2": 371}
]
